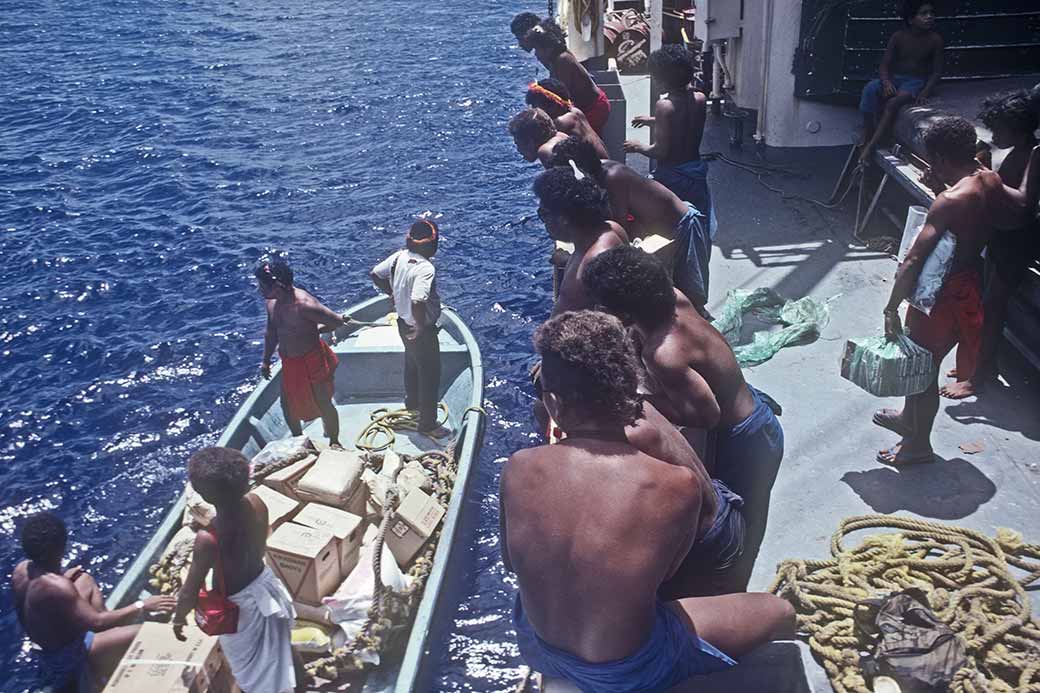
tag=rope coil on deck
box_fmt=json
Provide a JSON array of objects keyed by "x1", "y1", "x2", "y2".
[{"x1": 770, "y1": 515, "x2": 1040, "y2": 693}]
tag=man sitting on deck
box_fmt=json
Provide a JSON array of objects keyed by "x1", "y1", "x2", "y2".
[
  {"x1": 875, "y1": 117, "x2": 1040, "y2": 465},
  {"x1": 174, "y1": 447, "x2": 304, "y2": 693},
  {"x1": 257, "y1": 257, "x2": 348, "y2": 448},
  {"x1": 524, "y1": 19, "x2": 612, "y2": 136},
  {"x1": 584, "y1": 245, "x2": 785, "y2": 592},
  {"x1": 526, "y1": 78, "x2": 610, "y2": 161},
  {"x1": 625, "y1": 45, "x2": 716, "y2": 237},
  {"x1": 532, "y1": 165, "x2": 628, "y2": 315},
  {"x1": 858, "y1": 0, "x2": 943, "y2": 163},
  {"x1": 501, "y1": 310, "x2": 794, "y2": 692},
  {"x1": 12, "y1": 512, "x2": 176, "y2": 692},
  {"x1": 509, "y1": 107, "x2": 569, "y2": 168},
  {"x1": 552, "y1": 135, "x2": 714, "y2": 315},
  {"x1": 371, "y1": 220, "x2": 450, "y2": 439}
]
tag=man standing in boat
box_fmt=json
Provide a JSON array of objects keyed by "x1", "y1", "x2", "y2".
[
  {"x1": 257, "y1": 257, "x2": 348, "y2": 448},
  {"x1": 12, "y1": 512, "x2": 177, "y2": 691},
  {"x1": 371, "y1": 220, "x2": 450, "y2": 439},
  {"x1": 501, "y1": 310, "x2": 794, "y2": 691}
]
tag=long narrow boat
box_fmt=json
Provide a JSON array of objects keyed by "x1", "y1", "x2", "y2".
[{"x1": 105, "y1": 295, "x2": 485, "y2": 692}]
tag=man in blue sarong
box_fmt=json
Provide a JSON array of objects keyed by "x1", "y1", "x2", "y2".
[
  {"x1": 501, "y1": 310, "x2": 794, "y2": 693},
  {"x1": 625, "y1": 45, "x2": 717, "y2": 240}
]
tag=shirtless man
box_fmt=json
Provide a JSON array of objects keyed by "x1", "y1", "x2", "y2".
[
  {"x1": 626, "y1": 45, "x2": 715, "y2": 236},
  {"x1": 174, "y1": 447, "x2": 304, "y2": 692},
  {"x1": 502, "y1": 310, "x2": 793, "y2": 691},
  {"x1": 525, "y1": 78, "x2": 610, "y2": 160},
  {"x1": 532, "y1": 165, "x2": 627, "y2": 315},
  {"x1": 510, "y1": 12, "x2": 541, "y2": 52},
  {"x1": 552, "y1": 135, "x2": 714, "y2": 314},
  {"x1": 12, "y1": 512, "x2": 176, "y2": 691},
  {"x1": 859, "y1": 0, "x2": 943, "y2": 162},
  {"x1": 524, "y1": 20, "x2": 612, "y2": 135},
  {"x1": 875, "y1": 117, "x2": 1040, "y2": 465},
  {"x1": 256, "y1": 257, "x2": 348, "y2": 448},
  {"x1": 508, "y1": 107, "x2": 569, "y2": 168},
  {"x1": 584, "y1": 245, "x2": 785, "y2": 590}
]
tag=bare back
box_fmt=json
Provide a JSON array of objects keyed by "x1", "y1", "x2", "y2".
[
  {"x1": 602, "y1": 161, "x2": 687, "y2": 239},
  {"x1": 550, "y1": 52, "x2": 599, "y2": 112},
  {"x1": 556, "y1": 108, "x2": 610, "y2": 160},
  {"x1": 267, "y1": 288, "x2": 325, "y2": 357},
  {"x1": 657, "y1": 88, "x2": 706, "y2": 167},
  {"x1": 940, "y1": 170, "x2": 1009, "y2": 271},
  {"x1": 501, "y1": 441, "x2": 700, "y2": 662},
  {"x1": 206, "y1": 494, "x2": 268, "y2": 595},
  {"x1": 645, "y1": 293, "x2": 756, "y2": 428},
  {"x1": 553, "y1": 223, "x2": 628, "y2": 315},
  {"x1": 13, "y1": 564, "x2": 86, "y2": 649}
]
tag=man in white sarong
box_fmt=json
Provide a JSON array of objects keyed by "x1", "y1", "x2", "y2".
[{"x1": 173, "y1": 447, "x2": 304, "y2": 693}]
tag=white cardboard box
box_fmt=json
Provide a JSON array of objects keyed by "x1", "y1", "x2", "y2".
[
  {"x1": 385, "y1": 488, "x2": 445, "y2": 567},
  {"x1": 103, "y1": 622, "x2": 227, "y2": 693},
  {"x1": 261, "y1": 454, "x2": 317, "y2": 500},
  {"x1": 266, "y1": 522, "x2": 340, "y2": 605},
  {"x1": 293, "y1": 503, "x2": 364, "y2": 578},
  {"x1": 295, "y1": 449, "x2": 364, "y2": 507},
  {"x1": 249, "y1": 485, "x2": 301, "y2": 530}
]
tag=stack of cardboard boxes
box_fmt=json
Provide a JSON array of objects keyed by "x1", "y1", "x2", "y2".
[{"x1": 103, "y1": 623, "x2": 239, "y2": 693}]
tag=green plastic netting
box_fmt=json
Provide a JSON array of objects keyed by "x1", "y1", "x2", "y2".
[{"x1": 711, "y1": 288, "x2": 831, "y2": 367}]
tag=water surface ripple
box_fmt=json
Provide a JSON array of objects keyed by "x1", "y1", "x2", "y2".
[{"x1": 0, "y1": 0, "x2": 545, "y2": 688}]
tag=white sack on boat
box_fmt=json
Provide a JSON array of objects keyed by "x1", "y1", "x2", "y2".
[
  {"x1": 251, "y1": 434, "x2": 316, "y2": 474},
  {"x1": 220, "y1": 566, "x2": 297, "y2": 693},
  {"x1": 323, "y1": 541, "x2": 410, "y2": 649}
]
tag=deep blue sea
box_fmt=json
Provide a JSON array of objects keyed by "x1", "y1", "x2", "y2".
[{"x1": 0, "y1": 0, "x2": 549, "y2": 689}]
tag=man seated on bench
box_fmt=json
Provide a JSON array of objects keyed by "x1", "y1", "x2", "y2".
[
  {"x1": 501, "y1": 310, "x2": 794, "y2": 692},
  {"x1": 859, "y1": 0, "x2": 943, "y2": 164}
]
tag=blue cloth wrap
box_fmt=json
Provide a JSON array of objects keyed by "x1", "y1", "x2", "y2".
[
  {"x1": 651, "y1": 160, "x2": 717, "y2": 239},
  {"x1": 514, "y1": 596, "x2": 735, "y2": 692},
  {"x1": 36, "y1": 631, "x2": 93, "y2": 692},
  {"x1": 859, "y1": 74, "x2": 927, "y2": 114},
  {"x1": 671, "y1": 203, "x2": 713, "y2": 308},
  {"x1": 691, "y1": 480, "x2": 745, "y2": 573}
]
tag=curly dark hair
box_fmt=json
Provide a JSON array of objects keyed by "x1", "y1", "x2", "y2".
[
  {"x1": 648, "y1": 45, "x2": 694, "y2": 89},
  {"x1": 901, "y1": 0, "x2": 934, "y2": 23},
  {"x1": 526, "y1": 78, "x2": 572, "y2": 118},
  {"x1": 254, "y1": 255, "x2": 293, "y2": 286},
  {"x1": 548, "y1": 135, "x2": 605, "y2": 180},
  {"x1": 978, "y1": 88, "x2": 1040, "y2": 136},
  {"x1": 511, "y1": 12, "x2": 541, "y2": 40},
  {"x1": 534, "y1": 310, "x2": 642, "y2": 427},
  {"x1": 583, "y1": 245, "x2": 677, "y2": 327},
  {"x1": 533, "y1": 165, "x2": 610, "y2": 226},
  {"x1": 528, "y1": 19, "x2": 567, "y2": 57},
  {"x1": 188, "y1": 447, "x2": 250, "y2": 507},
  {"x1": 922, "y1": 116, "x2": 977, "y2": 165},
  {"x1": 21, "y1": 512, "x2": 67, "y2": 563},
  {"x1": 508, "y1": 108, "x2": 557, "y2": 146}
]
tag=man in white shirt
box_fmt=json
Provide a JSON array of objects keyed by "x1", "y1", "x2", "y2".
[{"x1": 370, "y1": 220, "x2": 449, "y2": 438}]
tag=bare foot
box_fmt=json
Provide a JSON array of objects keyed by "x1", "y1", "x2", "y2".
[
  {"x1": 877, "y1": 443, "x2": 934, "y2": 466},
  {"x1": 328, "y1": 441, "x2": 345, "y2": 451},
  {"x1": 872, "y1": 408, "x2": 912, "y2": 438},
  {"x1": 939, "y1": 381, "x2": 976, "y2": 399},
  {"x1": 419, "y1": 424, "x2": 452, "y2": 441}
]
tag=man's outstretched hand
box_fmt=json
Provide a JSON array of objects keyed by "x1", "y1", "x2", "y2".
[
  {"x1": 884, "y1": 309, "x2": 903, "y2": 341},
  {"x1": 260, "y1": 362, "x2": 271, "y2": 380}
]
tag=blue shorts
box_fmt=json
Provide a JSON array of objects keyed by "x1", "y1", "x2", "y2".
[
  {"x1": 671, "y1": 203, "x2": 713, "y2": 309},
  {"x1": 651, "y1": 160, "x2": 717, "y2": 240},
  {"x1": 514, "y1": 595, "x2": 735, "y2": 692},
  {"x1": 860, "y1": 74, "x2": 926, "y2": 114},
  {"x1": 37, "y1": 630, "x2": 94, "y2": 692}
]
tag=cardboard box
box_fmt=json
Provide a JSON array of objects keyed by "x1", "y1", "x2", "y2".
[
  {"x1": 267, "y1": 522, "x2": 340, "y2": 605},
  {"x1": 249, "y1": 485, "x2": 300, "y2": 530},
  {"x1": 295, "y1": 449, "x2": 364, "y2": 507},
  {"x1": 384, "y1": 488, "x2": 445, "y2": 567},
  {"x1": 261, "y1": 454, "x2": 317, "y2": 500},
  {"x1": 104, "y1": 622, "x2": 226, "y2": 693},
  {"x1": 293, "y1": 504, "x2": 364, "y2": 577},
  {"x1": 184, "y1": 484, "x2": 216, "y2": 528}
]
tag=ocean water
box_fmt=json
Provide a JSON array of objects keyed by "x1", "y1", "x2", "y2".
[{"x1": 0, "y1": 0, "x2": 548, "y2": 689}]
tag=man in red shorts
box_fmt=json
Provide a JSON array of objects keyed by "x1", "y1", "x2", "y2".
[
  {"x1": 524, "y1": 20, "x2": 611, "y2": 135},
  {"x1": 257, "y1": 257, "x2": 348, "y2": 448},
  {"x1": 875, "y1": 117, "x2": 1039, "y2": 465}
]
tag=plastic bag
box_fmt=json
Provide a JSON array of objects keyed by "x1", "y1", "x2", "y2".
[
  {"x1": 908, "y1": 232, "x2": 956, "y2": 315},
  {"x1": 840, "y1": 335, "x2": 934, "y2": 397},
  {"x1": 251, "y1": 435, "x2": 316, "y2": 476},
  {"x1": 711, "y1": 288, "x2": 831, "y2": 367}
]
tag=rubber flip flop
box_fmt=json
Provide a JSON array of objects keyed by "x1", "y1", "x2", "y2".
[
  {"x1": 877, "y1": 445, "x2": 934, "y2": 467},
  {"x1": 872, "y1": 409, "x2": 912, "y2": 439}
]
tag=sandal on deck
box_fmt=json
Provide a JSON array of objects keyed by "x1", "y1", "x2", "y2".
[
  {"x1": 877, "y1": 444, "x2": 935, "y2": 467},
  {"x1": 872, "y1": 409, "x2": 913, "y2": 438}
]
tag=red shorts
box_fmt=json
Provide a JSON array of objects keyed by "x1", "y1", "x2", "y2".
[
  {"x1": 905, "y1": 269, "x2": 983, "y2": 375},
  {"x1": 279, "y1": 341, "x2": 338, "y2": 422},
  {"x1": 583, "y1": 88, "x2": 611, "y2": 136}
]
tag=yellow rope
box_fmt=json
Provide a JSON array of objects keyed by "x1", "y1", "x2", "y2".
[
  {"x1": 354, "y1": 403, "x2": 451, "y2": 452},
  {"x1": 771, "y1": 515, "x2": 1040, "y2": 693}
]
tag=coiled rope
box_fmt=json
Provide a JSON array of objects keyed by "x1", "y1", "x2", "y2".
[
  {"x1": 770, "y1": 515, "x2": 1040, "y2": 693},
  {"x1": 354, "y1": 403, "x2": 452, "y2": 452}
]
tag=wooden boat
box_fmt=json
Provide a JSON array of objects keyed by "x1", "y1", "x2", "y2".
[{"x1": 105, "y1": 295, "x2": 486, "y2": 692}]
